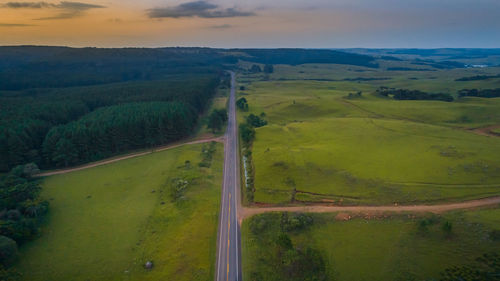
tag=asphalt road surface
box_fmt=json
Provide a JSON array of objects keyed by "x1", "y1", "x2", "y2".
[{"x1": 216, "y1": 71, "x2": 242, "y2": 281}]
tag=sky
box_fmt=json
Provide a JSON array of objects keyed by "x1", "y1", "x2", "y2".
[{"x1": 0, "y1": 0, "x2": 499, "y2": 48}]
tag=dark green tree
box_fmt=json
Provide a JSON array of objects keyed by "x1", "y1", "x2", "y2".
[
  {"x1": 236, "y1": 98, "x2": 249, "y2": 111},
  {"x1": 250, "y1": 65, "x2": 262, "y2": 73},
  {"x1": 442, "y1": 221, "x2": 453, "y2": 238},
  {"x1": 207, "y1": 109, "x2": 227, "y2": 133},
  {"x1": 246, "y1": 114, "x2": 267, "y2": 128},
  {"x1": 239, "y1": 124, "x2": 255, "y2": 145},
  {"x1": 264, "y1": 64, "x2": 274, "y2": 73}
]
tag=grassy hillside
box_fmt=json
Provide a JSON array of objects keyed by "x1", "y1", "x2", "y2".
[
  {"x1": 237, "y1": 66, "x2": 500, "y2": 205},
  {"x1": 15, "y1": 142, "x2": 223, "y2": 281},
  {"x1": 242, "y1": 207, "x2": 500, "y2": 281}
]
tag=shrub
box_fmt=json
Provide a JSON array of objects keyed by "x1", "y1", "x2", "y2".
[
  {"x1": 489, "y1": 229, "x2": 500, "y2": 241},
  {"x1": 440, "y1": 252, "x2": 500, "y2": 281},
  {"x1": 236, "y1": 97, "x2": 249, "y2": 111},
  {"x1": 198, "y1": 142, "x2": 217, "y2": 168},
  {"x1": 169, "y1": 178, "x2": 189, "y2": 202},
  {"x1": 442, "y1": 221, "x2": 453, "y2": 238},
  {"x1": 0, "y1": 236, "x2": 17, "y2": 266},
  {"x1": 246, "y1": 114, "x2": 267, "y2": 128},
  {"x1": 240, "y1": 124, "x2": 255, "y2": 145},
  {"x1": 249, "y1": 214, "x2": 273, "y2": 235},
  {"x1": 280, "y1": 213, "x2": 314, "y2": 232}
]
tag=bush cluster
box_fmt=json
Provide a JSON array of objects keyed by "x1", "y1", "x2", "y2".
[
  {"x1": 247, "y1": 213, "x2": 327, "y2": 281},
  {"x1": 198, "y1": 142, "x2": 217, "y2": 168},
  {"x1": 246, "y1": 113, "x2": 267, "y2": 128}
]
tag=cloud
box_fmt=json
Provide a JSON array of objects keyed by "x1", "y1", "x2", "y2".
[
  {"x1": 210, "y1": 24, "x2": 233, "y2": 29},
  {"x1": 1, "y1": 1, "x2": 106, "y2": 20},
  {"x1": 2, "y1": 2, "x2": 53, "y2": 8},
  {"x1": 147, "y1": 0, "x2": 254, "y2": 19},
  {"x1": 0, "y1": 23, "x2": 36, "y2": 27}
]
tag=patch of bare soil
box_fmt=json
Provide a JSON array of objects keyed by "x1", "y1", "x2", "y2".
[
  {"x1": 471, "y1": 124, "x2": 500, "y2": 137},
  {"x1": 240, "y1": 196, "x2": 500, "y2": 220}
]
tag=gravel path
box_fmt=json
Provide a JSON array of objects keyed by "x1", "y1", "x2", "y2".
[{"x1": 241, "y1": 196, "x2": 500, "y2": 219}]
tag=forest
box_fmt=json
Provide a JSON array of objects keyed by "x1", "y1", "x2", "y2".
[
  {"x1": 0, "y1": 46, "x2": 384, "y2": 172},
  {"x1": 237, "y1": 48, "x2": 378, "y2": 67},
  {"x1": 0, "y1": 75, "x2": 220, "y2": 171}
]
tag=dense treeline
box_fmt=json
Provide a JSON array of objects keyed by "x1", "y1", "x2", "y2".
[
  {"x1": 0, "y1": 163, "x2": 47, "y2": 268},
  {"x1": 236, "y1": 48, "x2": 378, "y2": 67},
  {"x1": 376, "y1": 87, "x2": 454, "y2": 102},
  {"x1": 455, "y1": 74, "x2": 500, "y2": 81},
  {"x1": 0, "y1": 76, "x2": 219, "y2": 171},
  {"x1": 0, "y1": 47, "x2": 379, "y2": 90},
  {"x1": 458, "y1": 88, "x2": 500, "y2": 98},
  {"x1": 42, "y1": 102, "x2": 196, "y2": 167},
  {"x1": 411, "y1": 59, "x2": 465, "y2": 69},
  {"x1": 0, "y1": 46, "x2": 234, "y2": 90}
]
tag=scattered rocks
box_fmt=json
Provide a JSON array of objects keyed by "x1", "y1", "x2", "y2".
[{"x1": 145, "y1": 261, "x2": 154, "y2": 270}]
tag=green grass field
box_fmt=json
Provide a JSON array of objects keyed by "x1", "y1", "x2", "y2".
[
  {"x1": 15, "y1": 143, "x2": 223, "y2": 281},
  {"x1": 242, "y1": 207, "x2": 500, "y2": 281},
  {"x1": 237, "y1": 66, "x2": 500, "y2": 205}
]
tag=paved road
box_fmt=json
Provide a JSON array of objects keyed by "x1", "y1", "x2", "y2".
[{"x1": 216, "y1": 72, "x2": 242, "y2": 281}]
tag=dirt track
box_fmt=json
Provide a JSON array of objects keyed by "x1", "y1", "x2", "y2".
[
  {"x1": 241, "y1": 196, "x2": 500, "y2": 219},
  {"x1": 36, "y1": 136, "x2": 224, "y2": 177},
  {"x1": 471, "y1": 124, "x2": 500, "y2": 137}
]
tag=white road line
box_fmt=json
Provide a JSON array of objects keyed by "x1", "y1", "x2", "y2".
[{"x1": 216, "y1": 138, "x2": 228, "y2": 281}]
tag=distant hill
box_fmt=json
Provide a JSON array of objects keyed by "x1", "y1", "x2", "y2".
[
  {"x1": 340, "y1": 48, "x2": 500, "y2": 66},
  {"x1": 0, "y1": 46, "x2": 378, "y2": 90}
]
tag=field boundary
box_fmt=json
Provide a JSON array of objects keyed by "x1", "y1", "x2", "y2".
[
  {"x1": 36, "y1": 136, "x2": 224, "y2": 177},
  {"x1": 240, "y1": 196, "x2": 500, "y2": 220}
]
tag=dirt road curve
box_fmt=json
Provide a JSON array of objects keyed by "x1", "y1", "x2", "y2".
[
  {"x1": 471, "y1": 124, "x2": 500, "y2": 137},
  {"x1": 36, "y1": 136, "x2": 224, "y2": 177},
  {"x1": 241, "y1": 196, "x2": 500, "y2": 219}
]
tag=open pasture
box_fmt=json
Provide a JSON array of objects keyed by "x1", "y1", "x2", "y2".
[
  {"x1": 238, "y1": 65, "x2": 500, "y2": 205},
  {"x1": 15, "y1": 143, "x2": 223, "y2": 281}
]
